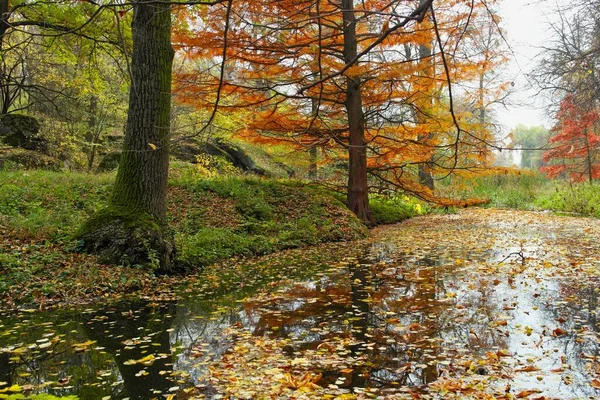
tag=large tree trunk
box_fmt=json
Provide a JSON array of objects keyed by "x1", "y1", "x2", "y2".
[
  {"x1": 417, "y1": 37, "x2": 435, "y2": 191},
  {"x1": 416, "y1": 0, "x2": 435, "y2": 191},
  {"x1": 77, "y1": 0, "x2": 175, "y2": 272},
  {"x1": 342, "y1": 0, "x2": 373, "y2": 225}
]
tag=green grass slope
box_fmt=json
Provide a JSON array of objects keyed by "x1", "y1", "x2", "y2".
[{"x1": 0, "y1": 167, "x2": 369, "y2": 308}]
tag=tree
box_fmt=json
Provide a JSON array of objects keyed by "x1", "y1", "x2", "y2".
[
  {"x1": 77, "y1": 0, "x2": 176, "y2": 271},
  {"x1": 175, "y1": 0, "x2": 506, "y2": 223},
  {"x1": 511, "y1": 124, "x2": 550, "y2": 170},
  {"x1": 541, "y1": 95, "x2": 600, "y2": 182},
  {"x1": 534, "y1": 1, "x2": 600, "y2": 114},
  {"x1": 534, "y1": 1, "x2": 600, "y2": 182},
  {"x1": 0, "y1": 0, "x2": 123, "y2": 115}
]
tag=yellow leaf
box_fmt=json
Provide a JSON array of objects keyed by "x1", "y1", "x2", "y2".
[
  {"x1": 72, "y1": 340, "x2": 96, "y2": 348},
  {"x1": 0, "y1": 385, "x2": 21, "y2": 393},
  {"x1": 138, "y1": 354, "x2": 156, "y2": 366},
  {"x1": 148, "y1": 143, "x2": 157, "y2": 150}
]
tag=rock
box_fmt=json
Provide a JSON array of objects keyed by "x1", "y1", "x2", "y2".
[
  {"x1": 96, "y1": 152, "x2": 121, "y2": 172},
  {"x1": 172, "y1": 137, "x2": 269, "y2": 176},
  {"x1": 208, "y1": 138, "x2": 268, "y2": 176},
  {"x1": 0, "y1": 149, "x2": 62, "y2": 170},
  {"x1": 171, "y1": 139, "x2": 204, "y2": 163},
  {"x1": 0, "y1": 114, "x2": 48, "y2": 153}
]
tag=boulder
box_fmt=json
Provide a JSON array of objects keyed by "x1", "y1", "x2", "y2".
[
  {"x1": 0, "y1": 149, "x2": 62, "y2": 171},
  {"x1": 172, "y1": 137, "x2": 269, "y2": 176},
  {"x1": 96, "y1": 152, "x2": 121, "y2": 172},
  {"x1": 0, "y1": 114, "x2": 48, "y2": 153}
]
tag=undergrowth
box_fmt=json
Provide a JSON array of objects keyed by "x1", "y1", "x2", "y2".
[
  {"x1": 444, "y1": 171, "x2": 600, "y2": 217},
  {"x1": 536, "y1": 182, "x2": 600, "y2": 217},
  {"x1": 0, "y1": 163, "x2": 427, "y2": 307},
  {"x1": 439, "y1": 172, "x2": 551, "y2": 210}
]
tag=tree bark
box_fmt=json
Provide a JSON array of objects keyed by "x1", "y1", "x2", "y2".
[
  {"x1": 86, "y1": 95, "x2": 98, "y2": 171},
  {"x1": 77, "y1": 0, "x2": 175, "y2": 272},
  {"x1": 0, "y1": 0, "x2": 9, "y2": 47},
  {"x1": 112, "y1": 0, "x2": 173, "y2": 222},
  {"x1": 308, "y1": 97, "x2": 318, "y2": 180},
  {"x1": 584, "y1": 129, "x2": 593, "y2": 183},
  {"x1": 342, "y1": 0, "x2": 373, "y2": 225},
  {"x1": 417, "y1": 37, "x2": 435, "y2": 191}
]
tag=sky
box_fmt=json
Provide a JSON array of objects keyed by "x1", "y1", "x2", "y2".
[{"x1": 494, "y1": 0, "x2": 564, "y2": 132}]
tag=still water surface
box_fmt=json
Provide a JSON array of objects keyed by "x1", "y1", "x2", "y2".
[{"x1": 1, "y1": 209, "x2": 599, "y2": 399}]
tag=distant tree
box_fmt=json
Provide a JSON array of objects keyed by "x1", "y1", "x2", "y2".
[
  {"x1": 534, "y1": 1, "x2": 600, "y2": 111},
  {"x1": 0, "y1": 0, "x2": 124, "y2": 115},
  {"x1": 511, "y1": 124, "x2": 550, "y2": 170},
  {"x1": 541, "y1": 95, "x2": 600, "y2": 182}
]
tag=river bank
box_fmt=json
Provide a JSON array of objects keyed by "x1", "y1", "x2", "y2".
[{"x1": 0, "y1": 168, "x2": 423, "y2": 310}]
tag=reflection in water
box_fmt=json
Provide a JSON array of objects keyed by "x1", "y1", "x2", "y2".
[
  {"x1": 0, "y1": 302, "x2": 183, "y2": 399},
  {"x1": 1, "y1": 210, "x2": 600, "y2": 398},
  {"x1": 83, "y1": 302, "x2": 176, "y2": 399}
]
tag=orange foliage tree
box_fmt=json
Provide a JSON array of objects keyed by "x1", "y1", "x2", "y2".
[
  {"x1": 174, "y1": 0, "x2": 508, "y2": 223},
  {"x1": 541, "y1": 95, "x2": 600, "y2": 183}
]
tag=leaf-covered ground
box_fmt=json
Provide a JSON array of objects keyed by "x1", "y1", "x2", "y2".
[
  {"x1": 2, "y1": 208, "x2": 600, "y2": 399},
  {"x1": 193, "y1": 208, "x2": 600, "y2": 399}
]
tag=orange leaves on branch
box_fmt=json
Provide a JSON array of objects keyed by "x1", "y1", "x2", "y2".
[{"x1": 172, "y1": 0, "x2": 508, "y2": 193}]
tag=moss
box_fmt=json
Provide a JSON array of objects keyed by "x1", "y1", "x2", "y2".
[
  {"x1": 0, "y1": 149, "x2": 62, "y2": 171},
  {"x1": 75, "y1": 205, "x2": 174, "y2": 272}
]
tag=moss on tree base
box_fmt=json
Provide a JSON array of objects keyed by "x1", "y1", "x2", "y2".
[{"x1": 75, "y1": 206, "x2": 175, "y2": 273}]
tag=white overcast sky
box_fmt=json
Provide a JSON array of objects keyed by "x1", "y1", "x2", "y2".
[{"x1": 494, "y1": 0, "x2": 564, "y2": 132}]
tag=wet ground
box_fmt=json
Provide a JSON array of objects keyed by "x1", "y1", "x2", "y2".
[{"x1": 1, "y1": 208, "x2": 600, "y2": 399}]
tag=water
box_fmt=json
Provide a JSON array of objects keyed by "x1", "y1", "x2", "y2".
[{"x1": 1, "y1": 209, "x2": 600, "y2": 399}]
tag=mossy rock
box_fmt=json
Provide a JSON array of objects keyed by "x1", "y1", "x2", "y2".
[
  {"x1": 96, "y1": 152, "x2": 121, "y2": 172},
  {"x1": 172, "y1": 138, "x2": 269, "y2": 176},
  {"x1": 76, "y1": 206, "x2": 175, "y2": 272},
  {"x1": 0, "y1": 148, "x2": 62, "y2": 170},
  {"x1": 171, "y1": 139, "x2": 205, "y2": 163},
  {"x1": 0, "y1": 113, "x2": 48, "y2": 153}
]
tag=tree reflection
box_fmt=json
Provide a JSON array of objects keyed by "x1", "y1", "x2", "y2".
[{"x1": 83, "y1": 301, "x2": 177, "y2": 400}]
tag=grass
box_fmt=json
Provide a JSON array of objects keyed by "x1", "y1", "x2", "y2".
[
  {"x1": 169, "y1": 171, "x2": 370, "y2": 267},
  {"x1": 0, "y1": 161, "x2": 428, "y2": 308},
  {"x1": 442, "y1": 171, "x2": 600, "y2": 218},
  {"x1": 536, "y1": 182, "x2": 600, "y2": 217},
  {"x1": 439, "y1": 172, "x2": 552, "y2": 210},
  {"x1": 370, "y1": 193, "x2": 425, "y2": 225},
  {"x1": 0, "y1": 166, "x2": 371, "y2": 308}
]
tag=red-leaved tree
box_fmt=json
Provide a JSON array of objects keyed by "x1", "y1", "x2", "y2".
[{"x1": 541, "y1": 95, "x2": 600, "y2": 183}]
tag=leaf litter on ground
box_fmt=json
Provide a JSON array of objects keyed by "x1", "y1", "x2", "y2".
[{"x1": 2, "y1": 208, "x2": 600, "y2": 399}]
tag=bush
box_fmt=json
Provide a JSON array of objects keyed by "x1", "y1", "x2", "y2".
[
  {"x1": 370, "y1": 194, "x2": 425, "y2": 225},
  {"x1": 536, "y1": 182, "x2": 600, "y2": 217}
]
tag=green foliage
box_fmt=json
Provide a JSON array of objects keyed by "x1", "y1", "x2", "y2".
[
  {"x1": 177, "y1": 227, "x2": 274, "y2": 267},
  {"x1": 193, "y1": 153, "x2": 239, "y2": 177},
  {"x1": 170, "y1": 174, "x2": 368, "y2": 267},
  {"x1": 443, "y1": 172, "x2": 552, "y2": 209},
  {"x1": 511, "y1": 124, "x2": 551, "y2": 170},
  {"x1": 369, "y1": 194, "x2": 425, "y2": 225},
  {"x1": 0, "y1": 170, "x2": 113, "y2": 239},
  {"x1": 0, "y1": 168, "x2": 368, "y2": 304},
  {"x1": 536, "y1": 182, "x2": 600, "y2": 217},
  {"x1": 440, "y1": 172, "x2": 600, "y2": 217}
]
